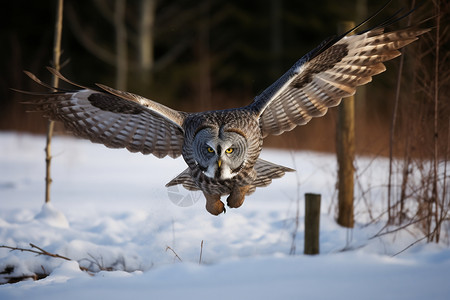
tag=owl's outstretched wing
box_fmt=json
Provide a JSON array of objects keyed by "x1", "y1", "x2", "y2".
[
  {"x1": 19, "y1": 68, "x2": 187, "y2": 158},
  {"x1": 251, "y1": 16, "x2": 430, "y2": 138}
]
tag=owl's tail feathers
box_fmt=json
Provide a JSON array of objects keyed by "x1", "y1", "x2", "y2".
[
  {"x1": 165, "y1": 160, "x2": 295, "y2": 195},
  {"x1": 166, "y1": 168, "x2": 200, "y2": 191},
  {"x1": 248, "y1": 158, "x2": 295, "y2": 194}
]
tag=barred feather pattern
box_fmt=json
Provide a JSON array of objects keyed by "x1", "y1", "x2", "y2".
[
  {"x1": 166, "y1": 158, "x2": 294, "y2": 196},
  {"x1": 252, "y1": 27, "x2": 430, "y2": 137},
  {"x1": 24, "y1": 87, "x2": 187, "y2": 159}
]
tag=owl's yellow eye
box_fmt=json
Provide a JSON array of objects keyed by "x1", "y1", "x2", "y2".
[
  {"x1": 207, "y1": 147, "x2": 214, "y2": 153},
  {"x1": 225, "y1": 148, "x2": 233, "y2": 154}
]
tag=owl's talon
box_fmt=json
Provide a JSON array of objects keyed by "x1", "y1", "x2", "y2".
[
  {"x1": 227, "y1": 185, "x2": 250, "y2": 208},
  {"x1": 204, "y1": 193, "x2": 225, "y2": 215}
]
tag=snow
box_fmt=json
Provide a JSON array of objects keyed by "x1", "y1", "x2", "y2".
[
  {"x1": 0, "y1": 132, "x2": 449, "y2": 299},
  {"x1": 34, "y1": 203, "x2": 70, "y2": 228}
]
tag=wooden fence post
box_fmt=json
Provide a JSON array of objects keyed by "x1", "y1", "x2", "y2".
[
  {"x1": 336, "y1": 21, "x2": 355, "y2": 228},
  {"x1": 304, "y1": 193, "x2": 321, "y2": 255}
]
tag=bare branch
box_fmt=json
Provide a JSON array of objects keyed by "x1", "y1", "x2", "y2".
[
  {"x1": 93, "y1": 0, "x2": 115, "y2": 24},
  {"x1": 370, "y1": 216, "x2": 428, "y2": 239},
  {"x1": 392, "y1": 235, "x2": 429, "y2": 257},
  {"x1": 66, "y1": 3, "x2": 116, "y2": 66},
  {"x1": 30, "y1": 243, "x2": 72, "y2": 261},
  {"x1": 0, "y1": 243, "x2": 89, "y2": 272},
  {"x1": 114, "y1": 0, "x2": 128, "y2": 90}
]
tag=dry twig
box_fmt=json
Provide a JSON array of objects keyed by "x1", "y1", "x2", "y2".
[
  {"x1": 199, "y1": 240, "x2": 204, "y2": 264},
  {"x1": 165, "y1": 246, "x2": 182, "y2": 262},
  {"x1": 0, "y1": 243, "x2": 89, "y2": 272}
]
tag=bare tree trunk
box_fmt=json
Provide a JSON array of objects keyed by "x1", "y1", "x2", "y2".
[
  {"x1": 66, "y1": 3, "x2": 116, "y2": 66},
  {"x1": 354, "y1": 0, "x2": 367, "y2": 114},
  {"x1": 431, "y1": 0, "x2": 441, "y2": 242},
  {"x1": 270, "y1": 0, "x2": 282, "y2": 77},
  {"x1": 138, "y1": 0, "x2": 156, "y2": 85},
  {"x1": 336, "y1": 21, "x2": 355, "y2": 228},
  {"x1": 398, "y1": 135, "x2": 411, "y2": 224},
  {"x1": 67, "y1": 0, "x2": 184, "y2": 80},
  {"x1": 197, "y1": 0, "x2": 211, "y2": 111},
  {"x1": 115, "y1": 0, "x2": 128, "y2": 90},
  {"x1": 45, "y1": 0, "x2": 64, "y2": 203},
  {"x1": 442, "y1": 118, "x2": 450, "y2": 235}
]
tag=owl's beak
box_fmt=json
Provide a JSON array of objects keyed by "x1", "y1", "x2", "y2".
[{"x1": 217, "y1": 159, "x2": 222, "y2": 168}]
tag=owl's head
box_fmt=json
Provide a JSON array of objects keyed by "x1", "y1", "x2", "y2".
[{"x1": 193, "y1": 127, "x2": 247, "y2": 180}]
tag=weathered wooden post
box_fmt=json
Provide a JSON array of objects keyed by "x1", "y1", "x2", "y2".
[
  {"x1": 304, "y1": 193, "x2": 321, "y2": 255},
  {"x1": 336, "y1": 21, "x2": 355, "y2": 228}
]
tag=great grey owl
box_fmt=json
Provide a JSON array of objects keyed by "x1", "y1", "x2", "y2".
[{"x1": 19, "y1": 7, "x2": 429, "y2": 215}]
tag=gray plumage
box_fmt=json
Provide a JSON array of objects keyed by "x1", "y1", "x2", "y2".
[{"x1": 18, "y1": 16, "x2": 429, "y2": 215}]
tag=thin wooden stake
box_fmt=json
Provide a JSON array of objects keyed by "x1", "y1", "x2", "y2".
[{"x1": 45, "y1": 0, "x2": 64, "y2": 203}]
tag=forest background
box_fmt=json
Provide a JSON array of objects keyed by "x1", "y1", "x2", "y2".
[{"x1": 0, "y1": 0, "x2": 448, "y2": 155}]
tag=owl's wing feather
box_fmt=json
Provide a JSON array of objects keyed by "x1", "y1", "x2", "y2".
[
  {"x1": 20, "y1": 69, "x2": 187, "y2": 158},
  {"x1": 166, "y1": 168, "x2": 200, "y2": 191},
  {"x1": 251, "y1": 21, "x2": 430, "y2": 137},
  {"x1": 246, "y1": 158, "x2": 295, "y2": 195}
]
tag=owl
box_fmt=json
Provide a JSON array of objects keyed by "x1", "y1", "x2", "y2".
[{"x1": 18, "y1": 9, "x2": 429, "y2": 215}]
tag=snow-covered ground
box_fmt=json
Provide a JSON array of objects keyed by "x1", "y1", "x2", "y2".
[{"x1": 0, "y1": 132, "x2": 449, "y2": 299}]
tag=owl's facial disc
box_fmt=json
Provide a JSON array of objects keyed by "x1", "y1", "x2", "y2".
[
  {"x1": 215, "y1": 130, "x2": 247, "y2": 180},
  {"x1": 193, "y1": 128, "x2": 247, "y2": 180}
]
